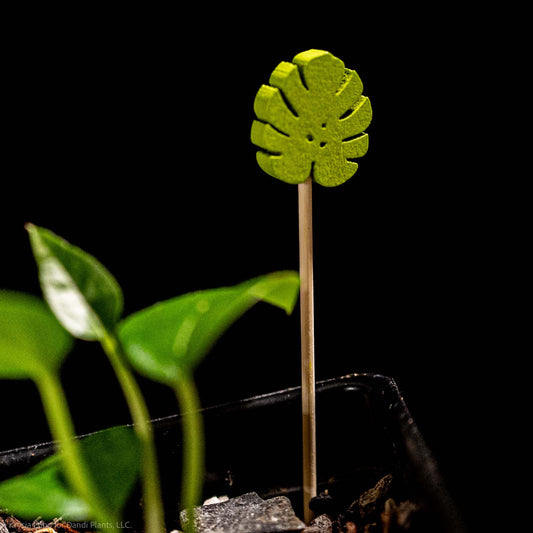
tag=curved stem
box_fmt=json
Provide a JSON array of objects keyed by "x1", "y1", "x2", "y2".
[
  {"x1": 36, "y1": 370, "x2": 118, "y2": 528},
  {"x1": 100, "y1": 332, "x2": 166, "y2": 533},
  {"x1": 174, "y1": 372, "x2": 204, "y2": 531}
]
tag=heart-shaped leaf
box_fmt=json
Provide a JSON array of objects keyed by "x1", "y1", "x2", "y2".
[
  {"x1": 119, "y1": 271, "x2": 299, "y2": 385},
  {"x1": 0, "y1": 425, "x2": 141, "y2": 521},
  {"x1": 0, "y1": 291, "x2": 73, "y2": 379},
  {"x1": 26, "y1": 224, "x2": 123, "y2": 341}
]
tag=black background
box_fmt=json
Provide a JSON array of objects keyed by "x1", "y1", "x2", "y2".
[{"x1": 1, "y1": 5, "x2": 524, "y2": 531}]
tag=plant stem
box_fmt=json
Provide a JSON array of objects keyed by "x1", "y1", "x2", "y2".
[
  {"x1": 36, "y1": 369, "x2": 118, "y2": 528},
  {"x1": 174, "y1": 371, "x2": 204, "y2": 530},
  {"x1": 101, "y1": 332, "x2": 166, "y2": 533}
]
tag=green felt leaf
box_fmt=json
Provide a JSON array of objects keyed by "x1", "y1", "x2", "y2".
[
  {"x1": 251, "y1": 49, "x2": 372, "y2": 187},
  {"x1": 27, "y1": 224, "x2": 124, "y2": 341},
  {"x1": 0, "y1": 426, "x2": 141, "y2": 521},
  {"x1": 0, "y1": 291, "x2": 73, "y2": 379},
  {"x1": 119, "y1": 271, "x2": 299, "y2": 385}
]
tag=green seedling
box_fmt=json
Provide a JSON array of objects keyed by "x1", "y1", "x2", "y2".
[
  {"x1": 119, "y1": 270, "x2": 300, "y2": 517},
  {"x1": 0, "y1": 291, "x2": 137, "y2": 528},
  {"x1": 5, "y1": 224, "x2": 299, "y2": 532},
  {"x1": 26, "y1": 223, "x2": 166, "y2": 533}
]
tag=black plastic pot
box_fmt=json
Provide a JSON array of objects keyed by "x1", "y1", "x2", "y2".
[{"x1": 0, "y1": 374, "x2": 466, "y2": 532}]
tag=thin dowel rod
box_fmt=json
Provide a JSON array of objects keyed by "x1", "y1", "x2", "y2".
[{"x1": 298, "y1": 177, "x2": 317, "y2": 524}]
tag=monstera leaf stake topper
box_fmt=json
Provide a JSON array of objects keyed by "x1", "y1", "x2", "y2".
[
  {"x1": 251, "y1": 49, "x2": 372, "y2": 524},
  {"x1": 251, "y1": 48, "x2": 372, "y2": 187}
]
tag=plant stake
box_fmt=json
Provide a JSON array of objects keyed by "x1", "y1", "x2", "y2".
[
  {"x1": 298, "y1": 175, "x2": 316, "y2": 523},
  {"x1": 251, "y1": 49, "x2": 372, "y2": 523}
]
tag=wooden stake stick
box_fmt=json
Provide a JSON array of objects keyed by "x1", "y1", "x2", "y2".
[{"x1": 298, "y1": 176, "x2": 317, "y2": 524}]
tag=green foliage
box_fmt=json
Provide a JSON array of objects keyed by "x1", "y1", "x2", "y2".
[
  {"x1": 119, "y1": 271, "x2": 300, "y2": 386},
  {"x1": 1, "y1": 223, "x2": 299, "y2": 530},
  {"x1": 26, "y1": 223, "x2": 123, "y2": 341},
  {"x1": 0, "y1": 291, "x2": 73, "y2": 379},
  {"x1": 0, "y1": 457, "x2": 88, "y2": 520},
  {"x1": 118, "y1": 269, "x2": 299, "y2": 520},
  {"x1": 26, "y1": 223, "x2": 165, "y2": 533},
  {"x1": 251, "y1": 49, "x2": 372, "y2": 187},
  {"x1": 0, "y1": 291, "x2": 134, "y2": 528},
  {"x1": 0, "y1": 426, "x2": 140, "y2": 521},
  {"x1": 80, "y1": 426, "x2": 141, "y2": 514}
]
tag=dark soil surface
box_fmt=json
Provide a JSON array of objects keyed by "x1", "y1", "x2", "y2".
[{"x1": 0, "y1": 474, "x2": 434, "y2": 533}]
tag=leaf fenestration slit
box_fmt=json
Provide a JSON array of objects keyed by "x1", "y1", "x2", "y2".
[
  {"x1": 276, "y1": 86, "x2": 300, "y2": 118},
  {"x1": 334, "y1": 70, "x2": 353, "y2": 96},
  {"x1": 260, "y1": 120, "x2": 290, "y2": 138},
  {"x1": 339, "y1": 107, "x2": 355, "y2": 120},
  {"x1": 309, "y1": 161, "x2": 316, "y2": 181},
  {"x1": 342, "y1": 133, "x2": 366, "y2": 143},
  {"x1": 295, "y1": 64, "x2": 309, "y2": 91},
  {"x1": 257, "y1": 148, "x2": 283, "y2": 157}
]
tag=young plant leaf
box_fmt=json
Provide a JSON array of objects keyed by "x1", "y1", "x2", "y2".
[
  {"x1": 0, "y1": 426, "x2": 141, "y2": 522},
  {"x1": 0, "y1": 291, "x2": 73, "y2": 379},
  {"x1": 26, "y1": 224, "x2": 123, "y2": 341},
  {"x1": 81, "y1": 426, "x2": 141, "y2": 515},
  {"x1": 119, "y1": 271, "x2": 299, "y2": 385},
  {"x1": 26, "y1": 225, "x2": 166, "y2": 533},
  {"x1": 0, "y1": 454, "x2": 89, "y2": 520}
]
